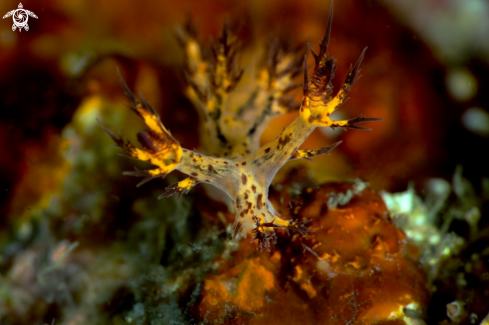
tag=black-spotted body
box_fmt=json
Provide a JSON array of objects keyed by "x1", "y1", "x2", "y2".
[{"x1": 101, "y1": 1, "x2": 381, "y2": 250}]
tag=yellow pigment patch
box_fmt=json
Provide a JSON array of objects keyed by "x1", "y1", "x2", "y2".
[{"x1": 178, "y1": 177, "x2": 198, "y2": 190}]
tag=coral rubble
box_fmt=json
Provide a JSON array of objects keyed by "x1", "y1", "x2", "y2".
[{"x1": 196, "y1": 181, "x2": 429, "y2": 324}]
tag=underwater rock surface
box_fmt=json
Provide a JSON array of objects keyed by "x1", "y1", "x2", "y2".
[{"x1": 195, "y1": 182, "x2": 429, "y2": 324}]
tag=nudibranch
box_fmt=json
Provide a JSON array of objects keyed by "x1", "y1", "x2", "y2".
[{"x1": 100, "y1": 2, "x2": 381, "y2": 250}]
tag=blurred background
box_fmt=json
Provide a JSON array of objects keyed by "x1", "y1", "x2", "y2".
[
  {"x1": 2, "y1": 0, "x2": 489, "y2": 211},
  {"x1": 0, "y1": 0, "x2": 488, "y2": 323}
]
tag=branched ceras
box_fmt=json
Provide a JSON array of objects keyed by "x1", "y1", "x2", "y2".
[{"x1": 100, "y1": 1, "x2": 382, "y2": 250}]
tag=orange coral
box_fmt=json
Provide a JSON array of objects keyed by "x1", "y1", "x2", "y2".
[{"x1": 195, "y1": 182, "x2": 429, "y2": 324}]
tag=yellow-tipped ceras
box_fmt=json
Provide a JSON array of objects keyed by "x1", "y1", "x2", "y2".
[{"x1": 101, "y1": 1, "x2": 382, "y2": 251}]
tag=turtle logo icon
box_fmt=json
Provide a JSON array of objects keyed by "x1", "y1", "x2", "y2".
[{"x1": 3, "y1": 3, "x2": 38, "y2": 32}]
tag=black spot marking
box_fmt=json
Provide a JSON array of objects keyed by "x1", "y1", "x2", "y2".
[
  {"x1": 264, "y1": 148, "x2": 271, "y2": 154},
  {"x1": 263, "y1": 154, "x2": 273, "y2": 161},
  {"x1": 277, "y1": 133, "x2": 292, "y2": 150},
  {"x1": 207, "y1": 164, "x2": 218, "y2": 174},
  {"x1": 216, "y1": 128, "x2": 227, "y2": 144},
  {"x1": 191, "y1": 172, "x2": 198, "y2": 177},
  {"x1": 246, "y1": 201, "x2": 252, "y2": 210},
  {"x1": 242, "y1": 161, "x2": 247, "y2": 166},
  {"x1": 257, "y1": 194, "x2": 263, "y2": 210},
  {"x1": 241, "y1": 174, "x2": 247, "y2": 185},
  {"x1": 251, "y1": 185, "x2": 256, "y2": 193}
]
